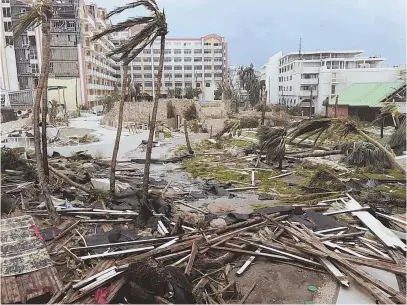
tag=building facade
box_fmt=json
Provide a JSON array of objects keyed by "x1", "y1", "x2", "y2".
[
  {"x1": 1, "y1": 0, "x2": 228, "y2": 108},
  {"x1": 116, "y1": 28, "x2": 228, "y2": 101},
  {"x1": 261, "y1": 50, "x2": 404, "y2": 114}
]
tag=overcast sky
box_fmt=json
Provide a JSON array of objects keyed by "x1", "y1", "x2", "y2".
[{"x1": 96, "y1": 0, "x2": 406, "y2": 68}]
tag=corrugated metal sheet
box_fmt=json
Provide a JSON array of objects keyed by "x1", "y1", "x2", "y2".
[{"x1": 337, "y1": 82, "x2": 404, "y2": 107}]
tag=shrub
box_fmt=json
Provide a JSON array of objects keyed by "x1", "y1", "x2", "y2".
[{"x1": 183, "y1": 103, "x2": 198, "y2": 121}]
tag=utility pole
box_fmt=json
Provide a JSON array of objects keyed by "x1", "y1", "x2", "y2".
[{"x1": 309, "y1": 86, "x2": 313, "y2": 119}]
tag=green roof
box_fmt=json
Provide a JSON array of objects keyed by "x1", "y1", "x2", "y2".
[{"x1": 337, "y1": 82, "x2": 404, "y2": 107}]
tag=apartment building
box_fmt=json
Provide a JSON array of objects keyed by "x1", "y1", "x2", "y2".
[
  {"x1": 82, "y1": 3, "x2": 119, "y2": 104},
  {"x1": 261, "y1": 50, "x2": 403, "y2": 114},
  {"x1": 113, "y1": 28, "x2": 228, "y2": 101}
]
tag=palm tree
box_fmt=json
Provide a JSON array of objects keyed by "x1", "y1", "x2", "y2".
[
  {"x1": 289, "y1": 118, "x2": 406, "y2": 175},
  {"x1": 92, "y1": 0, "x2": 167, "y2": 201},
  {"x1": 12, "y1": 0, "x2": 58, "y2": 223}
]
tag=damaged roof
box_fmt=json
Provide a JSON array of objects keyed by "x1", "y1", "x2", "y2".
[{"x1": 337, "y1": 82, "x2": 405, "y2": 107}]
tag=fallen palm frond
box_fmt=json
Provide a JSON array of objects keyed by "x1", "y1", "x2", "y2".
[
  {"x1": 388, "y1": 118, "x2": 406, "y2": 155},
  {"x1": 215, "y1": 120, "x2": 242, "y2": 138},
  {"x1": 308, "y1": 170, "x2": 346, "y2": 192},
  {"x1": 339, "y1": 141, "x2": 391, "y2": 169},
  {"x1": 373, "y1": 102, "x2": 403, "y2": 124},
  {"x1": 257, "y1": 126, "x2": 287, "y2": 164}
]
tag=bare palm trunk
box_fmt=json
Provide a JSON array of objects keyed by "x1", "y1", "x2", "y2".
[
  {"x1": 35, "y1": 22, "x2": 58, "y2": 224},
  {"x1": 140, "y1": 34, "x2": 165, "y2": 222},
  {"x1": 184, "y1": 122, "x2": 192, "y2": 153},
  {"x1": 109, "y1": 63, "x2": 128, "y2": 194},
  {"x1": 289, "y1": 150, "x2": 342, "y2": 158},
  {"x1": 334, "y1": 95, "x2": 339, "y2": 118},
  {"x1": 41, "y1": 28, "x2": 51, "y2": 178},
  {"x1": 356, "y1": 129, "x2": 406, "y2": 175},
  {"x1": 260, "y1": 90, "x2": 266, "y2": 125}
]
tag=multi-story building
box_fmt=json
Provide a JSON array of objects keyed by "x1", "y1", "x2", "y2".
[
  {"x1": 82, "y1": 2, "x2": 118, "y2": 104},
  {"x1": 114, "y1": 28, "x2": 228, "y2": 100},
  {"x1": 261, "y1": 50, "x2": 404, "y2": 114}
]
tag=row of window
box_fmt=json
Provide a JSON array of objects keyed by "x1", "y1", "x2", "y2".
[
  {"x1": 133, "y1": 73, "x2": 222, "y2": 79},
  {"x1": 146, "y1": 49, "x2": 223, "y2": 55},
  {"x1": 138, "y1": 57, "x2": 223, "y2": 63},
  {"x1": 300, "y1": 85, "x2": 317, "y2": 91},
  {"x1": 279, "y1": 63, "x2": 294, "y2": 73},
  {"x1": 2, "y1": 7, "x2": 11, "y2": 17},
  {"x1": 279, "y1": 86, "x2": 292, "y2": 91},
  {"x1": 279, "y1": 97, "x2": 297, "y2": 105},
  {"x1": 279, "y1": 75, "x2": 292, "y2": 82}
]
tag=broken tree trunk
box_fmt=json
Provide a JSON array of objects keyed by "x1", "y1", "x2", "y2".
[
  {"x1": 289, "y1": 150, "x2": 341, "y2": 158},
  {"x1": 49, "y1": 165, "x2": 92, "y2": 193},
  {"x1": 184, "y1": 122, "x2": 193, "y2": 154}
]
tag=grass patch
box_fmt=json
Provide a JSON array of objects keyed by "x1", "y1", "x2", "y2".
[
  {"x1": 241, "y1": 131, "x2": 257, "y2": 139},
  {"x1": 376, "y1": 185, "x2": 406, "y2": 201},
  {"x1": 252, "y1": 202, "x2": 275, "y2": 210}
]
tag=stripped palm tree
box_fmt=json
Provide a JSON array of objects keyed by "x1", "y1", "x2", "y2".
[
  {"x1": 388, "y1": 118, "x2": 406, "y2": 155},
  {"x1": 257, "y1": 125, "x2": 286, "y2": 169},
  {"x1": 288, "y1": 118, "x2": 406, "y2": 175},
  {"x1": 92, "y1": 1, "x2": 168, "y2": 212},
  {"x1": 12, "y1": 0, "x2": 59, "y2": 223}
]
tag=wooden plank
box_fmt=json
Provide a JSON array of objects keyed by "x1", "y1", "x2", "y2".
[
  {"x1": 337, "y1": 254, "x2": 406, "y2": 275},
  {"x1": 7, "y1": 276, "x2": 21, "y2": 303},
  {"x1": 1, "y1": 277, "x2": 10, "y2": 304},
  {"x1": 184, "y1": 241, "x2": 198, "y2": 276},
  {"x1": 343, "y1": 194, "x2": 407, "y2": 251}
]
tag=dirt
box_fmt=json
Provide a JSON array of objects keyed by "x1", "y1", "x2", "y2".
[{"x1": 230, "y1": 259, "x2": 337, "y2": 304}]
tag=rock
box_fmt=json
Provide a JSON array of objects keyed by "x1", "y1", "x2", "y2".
[
  {"x1": 209, "y1": 218, "x2": 227, "y2": 228},
  {"x1": 258, "y1": 193, "x2": 274, "y2": 200}
]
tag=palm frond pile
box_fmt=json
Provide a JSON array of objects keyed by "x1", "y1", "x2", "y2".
[
  {"x1": 257, "y1": 125, "x2": 287, "y2": 163},
  {"x1": 288, "y1": 117, "x2": 358, "y2": 146},
  {"x1": 388, "y1": 118, "x2": 406, "y2": 155},
  {"x1": 339, "y1": 141, "x2": 391, "y2": 168}
]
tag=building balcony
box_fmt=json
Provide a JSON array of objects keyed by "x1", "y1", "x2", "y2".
[
  {"x1": 300, "y1": 78, "x2": 318, "y2": 85},
  {"x1": 300, "y1": 90, "x2": 318, "y2": 96}
]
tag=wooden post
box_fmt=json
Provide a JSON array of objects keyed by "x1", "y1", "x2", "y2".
[
  {"x1": 334, "y1": 95, "x2": 339, "y2": 118},
  {"x1": 309, "y1": 87, "x2": 313, "y2": 119},
  {"x1": 380, "y1": 118, "x2": 384, "y2": 138}
]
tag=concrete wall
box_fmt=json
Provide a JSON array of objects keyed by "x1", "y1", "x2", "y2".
[
  {"x1": 328, "y1": 105, "x2": 348, "y2": 117},
  {"x1": 48, "y1": 77, "x2": 82, "y2": 111},
  {"x1": 101, "y1": 99, "x2": 226, "y2": 127}
]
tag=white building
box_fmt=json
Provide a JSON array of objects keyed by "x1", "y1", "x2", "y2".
[
  {"x1": 262, "y1": 50, "x2": 404, "y2": 114},
  {"x1": 113, "y1": 29, "x2": 228, "y2": 101}
]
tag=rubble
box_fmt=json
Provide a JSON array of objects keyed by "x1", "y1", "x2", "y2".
[{"x1": 1, "y1": 113, "x2": 406, "y2": 304}]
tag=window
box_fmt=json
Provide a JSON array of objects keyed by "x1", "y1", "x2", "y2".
[
  {"x1": 290, "y1": 75, "x2": 292, "y2": 80},
  {"x1": 144, "y1": 66, "x2": 152, "y2": 70},
  {"x1": 289, "y1": 86, "x2": 292, "y2": 91},
  {"x1": 185, "y1": 74, "x2": 192, "y2": 78},
  {"x1": 2, "y1": 0, "x2": 10, "y2": 3},
  {"x1": 184, "y1": 66, "x2": 192, "y2": 70},
  {"x1": 144, "y1": 57, "x2": 151, "y2": 62},
  {"x1": 133, "y1": 66, "x2": 141, "y2": 71},
  {"x1": 175, "y1": 74, "x2": 182, "y2": 78},
  {"x1": 144, "y1": 74, "x2": 152, "y2": 79},
  {"x1": 164, "y1": 57, "x2": 171, "y2": 62},
  {"x1": 205, "y1": 82, "x2": 210, "y2": 87},
  {"x1": 214, "y1": 73, "x2": 222, "y2": 78},
  {"x1": 3, "y1": 7, "x2": 11, "y2": 17},
  {"x1": 164, "y1": 49, "x2": 171, "y2": 54},
  {"x1": 164, "y1": 73, "x2": 172, "y2": 78},
  {"x1": 204, "y1": 73, "x2": 211, "y2": 78},
  {"x1": 184, "y1": 49, "x2": 191, "y2": 54},
  {"x1": 165, "y1": 82, "x2": 172, "y2": 87},
  {"x1": 204, "y1": 58, "x2": 211, "y2": 62},
  {"x1": 145, "y1": 82, "x2": 152, "y2": 87},
  {"x1": 291, "y1": 64, "x2": 293, "y2": 69},
  {"x1": 214, "y1": 50, "x2": 222, "y2": 54},
  {"x1": 214, "y1": 57, "x2": 222, "y2": 62},
  {"x1": 143, "y1": 49, "x2": 151, "y2": 54},
  {"x1": 134, "y1": 57, "x2": 141, "y2": 62},
  {"x1": 204, "y1": 49, "x2": 211, "y2": 54},
  {"x1": 174, "y1": 66, "x2": 182, "y2": 71},
  {"x1": 164, "y1": 66, "x2": 172, "y2": 70},
  {"x1": 29, "y1": 48, "x2": 37, "y2": 59},
  {"x1": 194, "y1": 57, "x2": 202, "y2": 62},
  {"x1": 194, "y1": 49, "x2": 202, "y2": 54},
  {"x1": 153, "y1": 57, "x2": 160, "y2": 62},
  {"x1": 135, "y1": 74, "x2": 142, "y2": 79},
  {"x1": 153, "y1": 49, "x2": 160, "y2": 54},
  {"x1": 174, "y1": 49, "x2": 181, "y2": 54},
  {"x1": 204, "y1": 42, "x2": 211, "y2": 46},
  {"x1": 174, "y1": 57, "x2": 182, "y2": 62},
  {"x1": 31, "y1": 63, "x2": 39, "y2": 73},
  {"x1": 195, "y1": 73, "x2": 202, "y2": 77},
  {"x1": 196, "y1": 83, "x2": 201, "y2": 88},
  {"x1": 184, "y1": 57, "x2": 192, "y2": 62},
  {"x1": 214, "y1": 65, "x2": 222, "y2": 70},
  {"x1": 175, "y1": 82, "x2": 182, "y2": 87},
  {"x1": 331, "y1": 84, "x2": 336, "y2": 94},
  {"x1": 204, "y1": 65, "x2": 211, "y2": 70},
  {"x1": 195, "y1": 66, "x2": 202, "y2": 70},
  {"x1": 3, "y1": 21, "x2": 12, "y2": 32}
]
